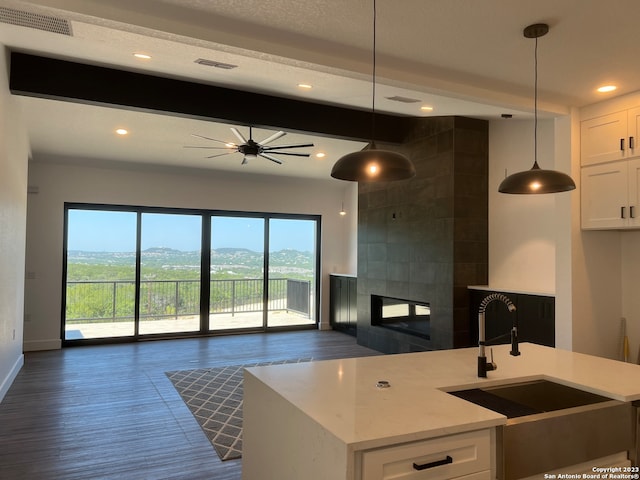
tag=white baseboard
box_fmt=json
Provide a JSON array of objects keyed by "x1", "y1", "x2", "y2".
[
  {"x1": 0, "y1": 354, "x2": 24, "y2": 403},
  {"x1": 23, "y1": 339, "x2": 62, "y2": 352}
]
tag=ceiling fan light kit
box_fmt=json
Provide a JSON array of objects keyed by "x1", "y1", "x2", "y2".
[
  {"x1": 331, "y1": 0, "x2": 415, "y2": 183},
  {"x1": 498, "y1": 23, "x2": 575, "y2": 194}
]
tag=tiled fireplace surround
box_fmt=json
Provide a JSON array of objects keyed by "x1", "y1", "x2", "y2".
[{"x1": 357, "y1": 116, "x2": 488, "y2": 353}]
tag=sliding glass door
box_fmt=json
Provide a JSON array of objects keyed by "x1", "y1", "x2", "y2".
[
  {"x1": 209, "y1": 216, "x2": 265, "y2": 331},
  {"x1": 139, "y1": 212, "x2": 202, "y2": 335},
  {"x1": 63, "y1": 205, "x2": 320, "y2": 343},
  {"x1": 267, "y1": 218, "x2": 317, "y2": 328},
  {"x1": 64, "y1": 209, "x2": 137, "y2": 340}
]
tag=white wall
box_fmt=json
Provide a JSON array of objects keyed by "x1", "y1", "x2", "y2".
[
  {"x1": 554, "y1": 113, "x2": 576, "y2": 351},
  {"x1": 572, "y1": 229, "x2": 622, "y2": 358},
  {"x1": 0, "y1": 46, "x2": 29, "y2": 401},
  {"x1": 24, "y1": 159, "x2": 358, "y2": 350},
  {"x1": 488, "y1": 119, "x2": 558, "y2": 294},
  {"x1": 621, "y1": 232, "x2": 640, "y2": 363},
  {"x1": 488, "y1": 116, "x2": 576, "y2": 351}
]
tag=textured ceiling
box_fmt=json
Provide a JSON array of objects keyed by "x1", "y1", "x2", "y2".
[{"x1": 1, "y1": 0, "x2": 639, "y2": 179}]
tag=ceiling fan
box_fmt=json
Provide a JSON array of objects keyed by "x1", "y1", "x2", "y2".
[{"x1": 185, "y1": 126, "x2": 314, "y2": 165}]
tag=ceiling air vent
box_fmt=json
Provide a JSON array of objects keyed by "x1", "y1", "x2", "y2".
[
  {"x1": 385, "y1": 95, "x2": 421, "y2": 103},
  {"x1": 194, "y1": 58, "x2": 238, "y2": 70},
  {"x1": 0, "y1": 7, "x2": 72, "y2": 36}
]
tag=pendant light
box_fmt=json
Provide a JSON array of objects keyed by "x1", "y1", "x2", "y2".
[
  {"x1": 330, "y1": 0, "x2": 415, "y2": 182},
  {"x1": 498, "y1": 23, "x2": 576, "y2": 194}
]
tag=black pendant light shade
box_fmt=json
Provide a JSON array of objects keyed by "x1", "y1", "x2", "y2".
[
  {"x1": 498, "y1": 162, "x2": 575, "y2": 194},
  {"x1": 331, "y1": 142, "x2": 415, "y2": 182},
  {"x1": 499, "y1": 23, "x2": 576, "y2": 195},
  {"x1": 330, "y1": 0, "x2": 415, "y2": 182}
]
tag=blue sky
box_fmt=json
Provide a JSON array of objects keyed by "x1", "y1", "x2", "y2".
[{"x1": 67, "y1": 210, "x2": 316, "y2": 252}]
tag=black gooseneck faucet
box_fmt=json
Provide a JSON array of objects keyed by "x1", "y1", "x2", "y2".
[{"x1": 477, "y1": 293, "x2": 518, "y2": 378}]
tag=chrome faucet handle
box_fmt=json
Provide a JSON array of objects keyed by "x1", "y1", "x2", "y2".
[
  {"x1": 488, "y1": 348, "x2": 497, "y2": 371},
  {"x1": 478, "y1": 348, "x2": 497, "y2": 377}
]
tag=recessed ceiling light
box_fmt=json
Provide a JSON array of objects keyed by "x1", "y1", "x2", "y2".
[
  {"x1": 115, "y1": 128, "x2": 128, "y2": 135},
  {"x1": 597, "y1": 85, "x2": 617, "y2": 93},
  {"x1": 133, "y1": 53, "x2": 152, "y2": 60},
  {"x1": 297, "y1": 83, "x2": 312, "y2": 90},
  {"x1": 315, "y1": 152, "x2": 326, "y2": 158},
  {"x1": 421, "y1": 105, "x2": 434, "y2": 112}
]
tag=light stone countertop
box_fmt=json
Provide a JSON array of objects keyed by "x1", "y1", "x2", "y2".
[{"x1": 245, "y1": 343, "x2": 640, "y2": 452}]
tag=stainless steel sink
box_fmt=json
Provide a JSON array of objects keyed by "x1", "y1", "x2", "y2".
[{"x1": 448, "y1": 380, "x2": 636, "y2": 479}]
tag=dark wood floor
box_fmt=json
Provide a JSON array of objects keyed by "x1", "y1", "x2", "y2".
[{"x1": 0, "y1": 330, "x2": 380, "y2": 480}]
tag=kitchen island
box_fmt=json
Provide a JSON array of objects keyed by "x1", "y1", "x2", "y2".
[{"x1": 242, "y1": 343, "x2": 640, "y2": 480}]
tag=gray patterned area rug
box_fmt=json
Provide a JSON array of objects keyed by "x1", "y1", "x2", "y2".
[{"x1": 166, "y1": 358, "x2": 312, "y2": 461}]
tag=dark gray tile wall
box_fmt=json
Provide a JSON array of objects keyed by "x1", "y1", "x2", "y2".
[{"x1": 357, "y1": 116, "x2": 488, "y2": 353}]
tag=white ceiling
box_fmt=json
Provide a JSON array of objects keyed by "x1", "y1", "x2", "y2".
[{"x1": 1, "y1": 0, "x2": 639, "y2": 180}]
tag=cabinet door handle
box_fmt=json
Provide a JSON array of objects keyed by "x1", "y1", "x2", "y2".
[
  {"x1": 622, "y1": 206, "x2": 626, "y2": 219},
  {"x1": 621, "y1": 138, "x2": 625, "y2": 152},
  {"x1": 632, "y1": 206, "x2": 636, "y2": 219},
  {"x1": 413, "y1": 455, "x2": 453, "y2": 471},
  {"x1": 631, "y1": 136, "x2": 636, "y2": 150}
]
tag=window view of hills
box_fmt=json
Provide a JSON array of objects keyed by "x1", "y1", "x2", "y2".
[
  {"x1": 66, "y1": 247, "x2": 315, "y2": 281},
  {"x1": 63, "y1": 211, "x2": 318, "y2": 333}
]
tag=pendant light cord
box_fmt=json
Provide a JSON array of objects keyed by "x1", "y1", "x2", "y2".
[
  {"x1": 533, "y1": 35, "x2": 539, "y2": 169},
  {"x1": 371, "y1": 0, "x2": 377, "y2": 144}
]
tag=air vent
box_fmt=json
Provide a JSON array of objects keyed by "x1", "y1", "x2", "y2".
[
  {"x1": 194, "y1": 58, "x2": 238, "y2": 70},
  {"x1": 0, "y1": 7, "x2": 72, "y2": 36},
  {"x1": 385, "y1": 95, "x2": 421, "y2": 103}
]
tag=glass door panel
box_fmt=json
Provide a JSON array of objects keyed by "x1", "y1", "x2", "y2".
[
  {"x1": 210, "y1": 216, "x2": 265, "y2": 331},
  {"x1": 267, "y1": 218, "x2": 317, "y2": 328},
  {"x1": 139, "y1": 213, "x2": 202, "y2": 335},
  {"x1": 65, "y1": 209, "x2": 137, "y2": 340}
]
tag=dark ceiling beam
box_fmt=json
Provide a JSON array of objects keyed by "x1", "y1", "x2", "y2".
[{"x1": 9, "y1": 52, "x2": 414, "y2": 143}]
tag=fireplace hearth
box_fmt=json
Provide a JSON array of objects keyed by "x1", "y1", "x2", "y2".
[{"x1": 371, "y1": 295, "x2": 430, "y2": 340}]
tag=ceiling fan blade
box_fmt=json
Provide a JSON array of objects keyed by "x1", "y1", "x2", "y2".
[
  {"x1": 259, "y1": 153, "x2": 283, "y2": 165},
  {"x1": 184, "y1": 146, "x2": 233, "y2": 149},
  {"x1": 263, "y1": 151, "x2": 310, "y2": 158},
  {"x1": 230, "y1": 127, "x2": 248, "y2": 144},
  {"x1": 262, "y1": 143, "x2": 314, "y2": 150},
  {"x1": 190, "y1": 133, "x2": 230, "y2": 144},
  {"x1": 258, "y1": 131, "x2": 286, "y2": 146},
  {"x1": 205, "y1": 152, "x2": 237, "y2": 159}
]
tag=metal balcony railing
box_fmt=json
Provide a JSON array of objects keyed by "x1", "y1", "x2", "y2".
[{"x1": 65, "y1": 278, "x2": 311, "y2": 323}]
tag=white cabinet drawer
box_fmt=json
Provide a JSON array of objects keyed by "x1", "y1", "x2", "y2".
[{"x1": 360, "y1": 429, "x2": 491, "y2": 480}]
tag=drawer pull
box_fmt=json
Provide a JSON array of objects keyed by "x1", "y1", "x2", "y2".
[
  {"x1": 621, "y1": 138, "x2": 625, "y2": 151},
  {"x1": 413, "y1": 455, "x2": 453, "y2": 471}
]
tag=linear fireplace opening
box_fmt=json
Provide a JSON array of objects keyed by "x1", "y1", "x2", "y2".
[{"x1": 371, "y1": 295, "x2": 430, "y2": 340}]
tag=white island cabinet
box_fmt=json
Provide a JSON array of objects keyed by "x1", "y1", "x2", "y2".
[{"x1": 242, "y1": 344, "x2": 640, "y2": 480}]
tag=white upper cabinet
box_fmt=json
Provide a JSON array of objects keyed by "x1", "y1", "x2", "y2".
[
  {"x1": 628, "y1": 106, "x2": 640, "y2": 157},
  {"x1": 581, "y1": 110, "x2": 632, "y2": 166},
  {"x1": 581, "y1": 158, "x2": 640, "y2": 229},
  {"x1": 580, "y1": 96, "x2": 640, "y2": 230}
]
